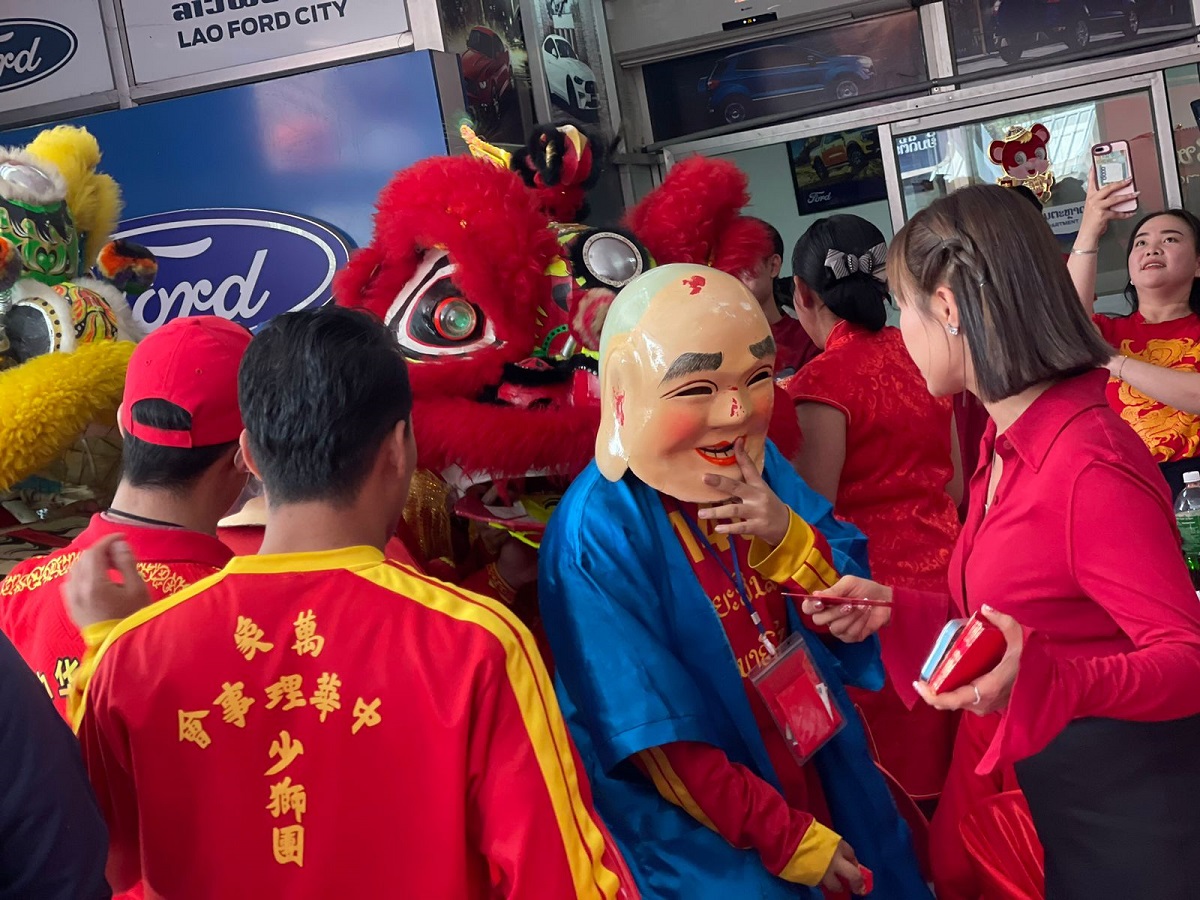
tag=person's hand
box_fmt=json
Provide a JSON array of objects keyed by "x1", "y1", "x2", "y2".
[
  {"x1": 697, "y1": 438, "x2": 790, "y2": 546},
  {"x1": 64, "y1": 534, "x2": 152, "y2": 630},
  {"x1": 800, "y1": 575, "x2": 892, "y2": 643},
  {"x1": 494, "y1": 537, "x2": 540, "y2": 591},
  {"x1": 821, "y1": 841, "x2": 867, "y2": 894},
  {"x1": 1076, "y1": 165, "x2": 1138, "y2": 247},
  {"x1": 914, "y1": 605, "x2": 1023, "y2": 716}
]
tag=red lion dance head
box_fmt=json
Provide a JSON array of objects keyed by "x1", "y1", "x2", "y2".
[{"x1": 334, "y1": 124, "x2": 797, "y2": 571}]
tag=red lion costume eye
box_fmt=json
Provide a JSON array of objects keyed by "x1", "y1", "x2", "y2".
[{"x1": 383, "y1": 251, "x2": 495, "y2": 360}]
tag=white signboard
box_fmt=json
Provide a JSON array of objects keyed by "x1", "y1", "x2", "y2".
[
  {"x1": 0, "y1": 1, "x2": 115, "y2": 111},
  {"x1": 120, "y1": 0, "x2": 410, "y2": 85}
]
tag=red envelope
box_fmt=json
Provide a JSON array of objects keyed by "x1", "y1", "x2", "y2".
[{"x1": 926, "y1": 611, "x2": 1006, "y2": 695}]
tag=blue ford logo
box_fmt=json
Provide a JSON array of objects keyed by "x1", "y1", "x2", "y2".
[
  {"x1": 113, "y1": 208, "x2": 354, "y2": 332},
  {"x1": 0, "y1": 19, "x2": 77, "y2": 93}
]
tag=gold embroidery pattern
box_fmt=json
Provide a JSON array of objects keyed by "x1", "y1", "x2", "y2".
[
  {"x1": 0, "y1": 554, "x2": 189, "y2": 597},
  {"x1": 1116, "y1": 337, "x2": 1200, "y2": 462},
  {"x1": 136, "y1": 563, "x2": 189, "y2": 596},
  {"x1": 0, "y1": 553, "x2": 79, "y2": 595}
]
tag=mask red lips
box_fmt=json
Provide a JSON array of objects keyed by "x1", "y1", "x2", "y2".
[{"x1": 696, "y1": 440, "x2": 741, "y2": 466}]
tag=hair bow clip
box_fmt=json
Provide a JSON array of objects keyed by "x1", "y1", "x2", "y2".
[{"x1": 824, "y1": 243, "x2": 888, "y2": 283}]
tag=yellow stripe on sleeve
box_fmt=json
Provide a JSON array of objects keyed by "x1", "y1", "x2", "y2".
[
  {"x1": 640, "y1": 748, "x2": 719, "y2": 833},
  {"x1": 778, "y1": 820, "x2": 842, "y2": 886},
  {"x1": 748, "y1": 511, "x2": 840, "y2": 593},
  {"x1": 356, "y1": 563, "x2": 620, "y2": 900}
]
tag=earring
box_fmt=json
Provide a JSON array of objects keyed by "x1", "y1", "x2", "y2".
[{"x1": 947, "y1": 324, "x2": 960, "y2": 336}]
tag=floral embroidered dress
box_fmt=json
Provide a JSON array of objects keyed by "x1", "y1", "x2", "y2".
[
  {"x1": 1094, "y1": 311, "x2": 1200, "y2": 463},
  {"x1": 783, "y1": 320, "x2": 960, "y2": 800}
]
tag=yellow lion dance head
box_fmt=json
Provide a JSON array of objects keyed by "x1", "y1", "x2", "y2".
[{"x1": 0, "y1": 125, "x2": 157, "y2": 513}]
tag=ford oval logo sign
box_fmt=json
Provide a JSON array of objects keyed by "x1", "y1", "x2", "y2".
[
  {"x1": 0, "y1": 19, "x2": 77, "y2": 93},
  {"x1": 113, "y1": 209, "x2": 354, "y2": 332}
]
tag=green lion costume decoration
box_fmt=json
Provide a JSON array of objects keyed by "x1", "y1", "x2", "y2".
[{"x1": 0, "y1": 125, "x2": 156, "y2": 518}]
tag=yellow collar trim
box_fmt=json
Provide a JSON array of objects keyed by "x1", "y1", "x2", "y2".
[{"x1": 224, "y1": 546, "x2": 385, "y2": 574}]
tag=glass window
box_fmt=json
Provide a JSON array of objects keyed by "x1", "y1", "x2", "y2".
[
  {"x1": 947, "y1": 0, "x2": 1193, "y2": 78},
  {"x1": 1166, "y1": 64, "x2": 1200, "y2": 217},
  {"x1": 895, "y1": 91, "x2": 1167, "y2": 311}
]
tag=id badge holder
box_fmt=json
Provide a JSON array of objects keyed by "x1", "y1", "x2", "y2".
[{"x1": 750, "y1": 631, "x2": 845, "y2": 766}]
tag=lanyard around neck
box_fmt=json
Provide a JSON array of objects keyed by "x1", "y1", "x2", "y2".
[{"x1": 674, "y1": 501, "x2": 777, "y2": 656}]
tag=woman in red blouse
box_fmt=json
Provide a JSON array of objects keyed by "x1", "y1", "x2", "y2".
[
  {"x1": 805, "y1": 184, "x2": 1200, "y2": 900},
  {"x1": 780, "y1": 215, "x2": 960, "y2": 809},
  {"x1": 1069, "y1": 172, "x2": 1200, "y2": 475}
]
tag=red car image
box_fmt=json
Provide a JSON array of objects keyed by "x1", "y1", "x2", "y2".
[{"x1": 461, "y1": 26, "x2": 513, "y2": 121}]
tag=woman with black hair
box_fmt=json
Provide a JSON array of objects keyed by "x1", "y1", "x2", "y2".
[
  {"x1": 1069, "y1": 171, "x2": 1200, "y2": 470},
  {"x1": 781, "y1": 214, "x2": 961, "y2": 812}
]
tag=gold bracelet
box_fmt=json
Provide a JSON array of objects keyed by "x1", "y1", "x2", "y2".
[{"x1": 1071, "y1": 247, "x2": 1099, "y2": 255}]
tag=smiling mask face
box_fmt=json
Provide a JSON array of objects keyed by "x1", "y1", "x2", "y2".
[{"x1": 596, "y1": 264, "x2": 776, "y2": 502}]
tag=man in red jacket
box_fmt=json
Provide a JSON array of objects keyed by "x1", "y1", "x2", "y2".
[
  {"x1": 0, "y1": 315, "x2": 250, "y2": 720},
  {"x1": 69, "y1": 307, "x2": 633, "y2": 899}
]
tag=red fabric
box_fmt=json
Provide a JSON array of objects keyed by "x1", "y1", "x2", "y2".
[
  {"x1": 1094, "y1": 311, "x2": 1200, "y2": 462},
  {"x1": 784, "y1": 322, "x2": 959, "y2": 799},
  {"x1": 661, "y1": 499, "x2": 834, "y2": 830},
  {"x1": 927, "y1": 713, "x2": 1021, "y2": 900},
  {"x1": 883, "y1": 370, "x2": 1200, "y2": 774},
  {"x1": 0, "y1": 515, "x2": 230, "y2": 720},
  {"x1": 771, "y1": 315, "x2": 820, "y2": 377},
  {"x1": 635, "y1": 741, "x2": 822, "y2": 879},
  {"x1": 961, "y1": 790, "x2": 1044, "y2": 900},
  {"x1": 77, "y1": 550, "x2": 627, "y2": 899}
]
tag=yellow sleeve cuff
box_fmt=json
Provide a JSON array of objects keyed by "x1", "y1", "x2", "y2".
[
  {"x1": 67, "y1": 619, "x2": 120, "y2": 731},
  {"x1": 748, "y1": 511, "x2": 839, "y2": 591},
  {"x1": 778, "y1": 820, "x2": 843, "y2": 885}
]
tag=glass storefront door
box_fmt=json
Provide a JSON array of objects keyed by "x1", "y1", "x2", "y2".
[{"x1": 891, "y1": 82, "x2": 1169, "y2": 311}]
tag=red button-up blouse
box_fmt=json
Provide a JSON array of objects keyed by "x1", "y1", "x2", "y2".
[{"x1": 884, "y1": 370, "x2": 1200, "y2": 772}]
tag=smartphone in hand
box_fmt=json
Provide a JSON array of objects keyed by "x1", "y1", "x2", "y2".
[{"x1": 1091, "y1": 141, "x2": 1138, "y2": 213}]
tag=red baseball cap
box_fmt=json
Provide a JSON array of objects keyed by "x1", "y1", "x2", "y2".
[{"x1": 119, "y1": 316, "x2": 252, "y2": 448}]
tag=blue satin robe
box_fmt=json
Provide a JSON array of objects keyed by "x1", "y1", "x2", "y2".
[{"x1": 539, "y1": 441, "x2": 932, "y2": 899}]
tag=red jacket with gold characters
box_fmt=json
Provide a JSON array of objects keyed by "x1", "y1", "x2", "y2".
[
  {"x1": 0, "y1": 514, "x2": 230, "y2": 719},
  {"x1": 74, "y1": 548, "x2": 633, "y2": 900}
]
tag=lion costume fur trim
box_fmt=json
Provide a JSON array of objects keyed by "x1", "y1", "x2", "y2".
[{"x1": 0, "y1": 340, "x2": 134, "y2": 491}]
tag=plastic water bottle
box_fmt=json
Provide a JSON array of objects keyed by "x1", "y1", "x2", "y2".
[{"x1": 1174, "y1": 472, "x2": 1200, "y2": 591}]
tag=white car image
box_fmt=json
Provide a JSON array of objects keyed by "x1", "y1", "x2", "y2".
[{"x1": 542, "y1": 34, "x2": 599, "y2": 118}]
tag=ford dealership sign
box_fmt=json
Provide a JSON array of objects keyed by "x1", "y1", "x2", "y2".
[
  {"x1": 113, "y1": 208, "x2": 354, "y2": 331},
  {"x1": 0, "y1": 19, "x2": 77, "y2": 93}
]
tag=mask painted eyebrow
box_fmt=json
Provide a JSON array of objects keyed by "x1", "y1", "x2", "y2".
[
  {"x1": 749, "y1": 335, "x2": 776, "y2": 359},
  {"x1": 660, "y1": 351, "x2": 724, "y2": 385}
]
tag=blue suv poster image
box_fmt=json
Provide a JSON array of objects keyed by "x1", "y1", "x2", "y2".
[
  {"x1": 643, "y1": 12, "x2": 925, "y2": 143},
  {"x1": 787, "y1": 128, "x2": 887, "y2": 214}
]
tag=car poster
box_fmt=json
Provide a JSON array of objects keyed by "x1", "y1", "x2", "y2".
[
  {"x1": 787, "y1": 128, "x2": 888, "y2": 214},
  {"x1": 948, "y1": 0, "x2": 1192, "y2": 76},
  {"x1": 642, "y1": 11, "x2": 925, "y2": 143},
  {"x1": 529, "y1": 0, "x2": 611, "y2": 132},
  {"x1": 437, "y1": 0, "x2": 535, "y2": 146}
]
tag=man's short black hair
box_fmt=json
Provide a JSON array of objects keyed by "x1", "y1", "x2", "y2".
[
  {"x1": 747, "y1": 216, "x2": 785, "y2": 260},
  {"x1": 238, "y1": 306, "x2": 413, "y2": 505},
  {"x1": 122, "y1": 400, "x2": 236, "y2": 490}
]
